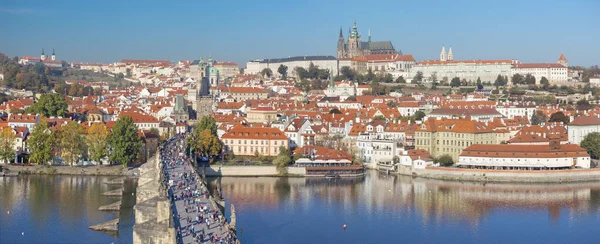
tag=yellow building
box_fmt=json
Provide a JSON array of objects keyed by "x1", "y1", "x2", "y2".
[
  {"x1": 415, "y1": 118, "x2": 498, "y2": 161},
  {"x1": 221, "y1": 125, "x2": 288, "y2": 156},
  {"x1": 246, "y1": 107, "x2": 278, "y2": 123}
]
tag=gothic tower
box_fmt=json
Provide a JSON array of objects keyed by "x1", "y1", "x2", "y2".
[
  {"x1": 347, "y1": 20, "x2": 362, "y2": 58},
  {"x1": 41, "y1": 48, "x2": 46, "y2": 61},
  {"x1": 440, "y1": 46, "x2": 447, "y2": 61},
  {"x1": 337, "y1": 27, "x2": 346, "y2": 58},
  {"x1": 557, "y1": 53, "x2": 568, "y2": 67},
  {"x1": 51, "y1": 48, "x2": 56, "y2": 61},
  {"x1": 447, "y1": 47, "x2": 453, "y2": 61}
]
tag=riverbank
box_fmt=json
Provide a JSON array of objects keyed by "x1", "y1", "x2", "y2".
[
  {"x1": 206, "y1": 165, "x2": 305, "y2": 177},
  {"x1": 2, "y1": 165, "x2": 128, "y2": 176},
  {"x1": 403, "y1": 166, "x2": 600, "y2": 183}
]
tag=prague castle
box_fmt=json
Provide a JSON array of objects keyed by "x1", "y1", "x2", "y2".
[{"x1": 337, "y1": 20, "x2": 398, "y2": 59}]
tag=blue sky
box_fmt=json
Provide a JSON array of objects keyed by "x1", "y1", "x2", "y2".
[{"x1": 1, "y1": 0, "x2": 598, "y2": 67}]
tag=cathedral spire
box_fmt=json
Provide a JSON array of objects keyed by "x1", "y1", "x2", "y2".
[
  {"x1": 368, "y1": 29, "x2": 371, "y2": 42},
  {"x1": 339, "y1": 26, "x2": 343, "y2": 37},
  {"x1": 440, "y1": 45, "x2": 447, "y2": 61}
]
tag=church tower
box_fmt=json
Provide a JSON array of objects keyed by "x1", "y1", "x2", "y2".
[
  {"x1": 337, "y1": 27, "x2": 346, "y2": 58},
  {"x1": 347, "y1": 20, "x2": 362, "y2": 58},
  {"x1": 41, "y1": 48, "x2": 46, "y2": 61},
  {"x1": 51, "y1": 48, "x2": 56, "y2": 61},
  {"x1": 447, "y1": 47, "x2": 453, "y2": 61},
  {"x1": 195, "y1": 56, "x2": 214, "y2": 120},
  {"x1": 557, "y1": 53, "x2": 568, "y2": 67},
  {"x1": 440, "y1": 46, "x2": 447, "y2": 61}
]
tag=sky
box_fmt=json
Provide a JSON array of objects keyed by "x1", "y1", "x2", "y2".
[{"x1": 1, "y1": 0, "x2": 599, "y2": 67}]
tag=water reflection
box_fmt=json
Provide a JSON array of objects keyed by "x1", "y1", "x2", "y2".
[
  {"x1": 213, "y1": 172, "x2": 600, "y2": 225},
  {"x1": 0, "y1": 175, "x2": 136, "y2": 244}
]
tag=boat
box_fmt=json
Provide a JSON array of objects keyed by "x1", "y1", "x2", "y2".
[{"x1": 324, "y1": 171, "x2": 341, "y2": 179}]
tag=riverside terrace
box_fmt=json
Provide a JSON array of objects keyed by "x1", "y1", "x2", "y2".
[{"x1": 161, "y1": 135, "x2": 239, "y2": 244}]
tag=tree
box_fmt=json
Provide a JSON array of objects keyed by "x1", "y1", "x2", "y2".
[
  {"x1": 450, "y1": 77, "x2": 461, "y2": 87},
  {"x1": 576, "y1": 99, "x2": 591, "y2": 111},
  {"x1": 436, "y1": 154, "x2": 454, "y2": 167},
  {"x1": 260, "y1": 68, "x2": 273, "y2": 78},
  {"x1": 476, "y1": 77, "x2": 482, "y2": 87},
  {"x1": 196, "y1": 116, "x2": 217, "y2": 136},
  {"x1": 339, "y1": 66, "x2": 355, "y2": 81},
  {"x1": 28, "y1": 121, "x2": 54, "y2": 165},
  {"x1": 58, "y1": 121, "x2": 85, "y2": 165},
  {"x1": 196, "y1": 129, "x2": 222, "y2": 161},
  {"x1": 430, "y1": 73, "x2": 438, "y2": 84},
  {"x1": 0, "y1": 127, "x2": 15, "y2": 163},
  {"x1": 524, "y1": 74, "x2": 536, "y2": 85},
  {"x1": 540, "y1": 76, "x2": 550, "y2": 90},
  {"x1": 411, "y1": 72, "x2": 423, "y2": 84},
  {"x1": 87, "y1": 123, "x2": 109, "y2": 164},
  {"x1": 494, "y1": 75, "x2": 507, "y2": 87},
  {"x1": 295, "y1": 67, "x2": 309, "y2": 80},
  {"x1": 329, "y1": 108, "x2": 342, "y2": 114},
  {"x1": 277, "y1": 64, "x2": 288, "y2": 80},
  {"x1": 108, "y1": 116, "x2": 143, "y2": 167},
  {"x1": 126, "y1": 68, "x2": 132, "y2": 78},
  {"x1": 396, "y1": 76, "x2": 406, "y2": 84},
  {"x1": 511, "y1": 74, "x2": 524, "y2": 86},
  {"x1": 25, "y1": 93, "x2": 68, "y2": 117},
  {"x1": 273, "y1": 145, "x2": 292, "y2": 175},
  {"x1": 581, "y1": 132, "x2": 600, "y2": 159},
  {"x1": 414, "y1": 111, "x2": 426, "y2": 121},
  {"x1": 549, "y1": 111, "x2": 570, "y2": 124}
]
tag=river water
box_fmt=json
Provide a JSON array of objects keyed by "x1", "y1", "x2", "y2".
[
  {"x1": 0, "y1": 175, "x2": 137, "y2": 244},
  {"x1": 2, "y1": 172, "x2": 600, "y2": 244},
  {"x1": 209, "y1": 171, "x2": 600, "y2": 244}
]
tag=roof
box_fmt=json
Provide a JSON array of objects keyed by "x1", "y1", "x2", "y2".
[
  {"x1": 514, "y1": 63, "x2": 566, "y2": 69},
  {"x1": 221, "y1": 125, "x2": 287, "y2": 140},
  {"x1": 460, "y1": 144, "x2": 589, "y2": 158},
  {"x1": 352, "y1": 54, "x2": 415, "y2": 62},
  {"x1": 361, "y1": 41, "x2": 395, "y2": 51},
  {"x1": 558, "y1": 53, "x2": 568, "y2": 61},
  {"x1": 569, "y1": 115, "x2": 600, "y2": 126},
  {"x1": 417, "y1": 59, "x2": 513, "y2": 66},
  {"x1": 250, "y1": 56, "x2": 336, "y2": 63}
]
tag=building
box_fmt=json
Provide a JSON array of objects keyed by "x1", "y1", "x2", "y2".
[
  {"x1": 220, "y1": 87, "x2": 268, "y2": 101},
  {"x1": 351, "y1": 53, "x2": 415, "y2": 74},
  {"x1": 411, "y1": 46, "x2": 513, "y2": 82},
  {"x1": 590, "y1": 76, "x2": 600, "y2": 87},
  {"x1": 457, "y1": 139, "x2": 591, "y2": 169},
  {"x1": 213, "y1": 62, "x2": 240, "y2": 79},
  {"x1": 246, "y1": 107, "x2": 278, "y2": 123},
  {"x1": 337, "y1": 20, "x2": 397, "y2": 59},
  {"x1": 221, "y1": 125, "x2": 288, "y2": 156},
  {"x1": 246, "y1": 56, "x2": 340, "y2": 78},
  {"x1": 18, "y1": 48, "x2": 62, "y2": 68},
  {"x1": 7, "y1": 114, "x2": 40, "y2": 130},
  {"x1": 415, "y1": 118, "x2": 498, "y2": 161},
  {"x1": 512, "y1": 63, "x2": 568, "y2": 84},
  {"x1": 172, "y1": 94, "x2": 189, "y2": 122},
  {"x1": 567, "y1": 115, "x2": 600, "y2": 145}
]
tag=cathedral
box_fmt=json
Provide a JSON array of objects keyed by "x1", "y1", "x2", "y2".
[
  {"x1": 337, "y1": 21, "x2": 398, "y2": 59},
  {"x1": 186, "y1": 57, "x2": 219, "y2": 120}
]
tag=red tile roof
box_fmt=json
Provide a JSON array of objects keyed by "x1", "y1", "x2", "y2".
[{"x1": 570, "y1": 115, "x2": 600, "y2": 126}]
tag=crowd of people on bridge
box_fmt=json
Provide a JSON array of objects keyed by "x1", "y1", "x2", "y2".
[{"x1": 161, "y1": 134, "x2": 238, "y2": 244}]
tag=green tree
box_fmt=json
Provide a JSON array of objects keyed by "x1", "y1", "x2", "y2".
[
  {"x1": 87, "y1": 123, "x2": 109, "y2": 163},
  {"x1": 196, "y1": 129, "x2": 222, "y2": 161},
  {"x1": 411, "y1": 72, "x2": 423, "y2": 84},
  {"x1": 511, "y1": 74, "x2": 524, "y2": 86},
  {"x1": 540, "y1": 76, "x2": 550, "y2": 89},
  {"x1": 338, "y1": 66, "x2": 355, "y2": 81},
  {"x1": 295, "y1": 67, "x2": 309, "y2": 80},
  {"x1": 450, "y1": 77, "x2": 461, "y2": 87},
  {"x1": 196, "y1": 116, "x2": 217, "y2": 136},
  {"x1": 436, "y1": 154, "x2": 454, "y2": 167},
  {"x1": 494, "y1": 74, "x2": 507, "y2": 87},
  {"x1": 260, "y1": 68, "x2": 273, "y2": 78},
  {"x1": 28, "y1": 121, "x2": 55, "y2": 165},
  {"x1": 414, "y1": 110, "x2": 426, "y2": 121},
  {"x1": 0, "y1": 127, "x2": 15, "y2": 163},
  {"x1": 581, "y1": 132, "x2": 600, "y2": 159},
  {"x1": 273, "y1": 145, "x2": 292, "y2": 175},
  {"x1": 59, "y1": 121, "x2": 85, "y2": 165},
  {"x1": 524, "y1": 74, "x2": 536, "y2": 85},
  {"x1": 26, "y1": 93, "x2": 68, "y2": 117},
  {"x1": 108, "y1": 116, "x2": 143, "y2": 167},
  {"x1": 277, "y1": 64, "x2": 288, "y2": 80},
  {"x1": 549, "y1": 111, "x2": 570, "y2": 124},
  {"x1": 476, "y1": 77, "x2": 482, "y2": 87},
  {"x1": 396, "y1": 76, "x2": 406, "y2": 84}
]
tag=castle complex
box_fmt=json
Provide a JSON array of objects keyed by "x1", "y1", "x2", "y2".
[{"x1": 337, "y1": 21, "x2": 397, "y2": 59}]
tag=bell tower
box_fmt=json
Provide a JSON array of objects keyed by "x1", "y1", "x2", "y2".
[
  {"x1": 337, "y1": 27, "x2": 345, "y2": 58},
  {"x1": 440, "y1": 46, "x2": 447, "y2": 61}
]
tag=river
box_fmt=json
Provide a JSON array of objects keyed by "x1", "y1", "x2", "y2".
[
  {"x1": 0, "y1": 175, "x2": 137, "y2": 244},
  {"x1": 2, "y1": 172, "x2": 600, "y2": 244},
  {"x1": 209, "y1": 171, "x2": 600, "y2": 244}
]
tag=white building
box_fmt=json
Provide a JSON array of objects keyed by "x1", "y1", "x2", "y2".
[
  {"x1": 246, "y1": 56, "x2": 341, "y2": 78},
  {"x1": 495, "y1": 102, "x2": 537, "y2": 119},
  {"x1": 589, "y1": 76, "x2": 600, "y2": 87},
  {"x1": 512, "y1": 63, "x2": 568, "y2": 84},
  {"x1": 567, "y1": 115, "x2": 600, "y2": 145},
  {"x1": 457, "y1": 141, "x2": 591, "y2": 169}
]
